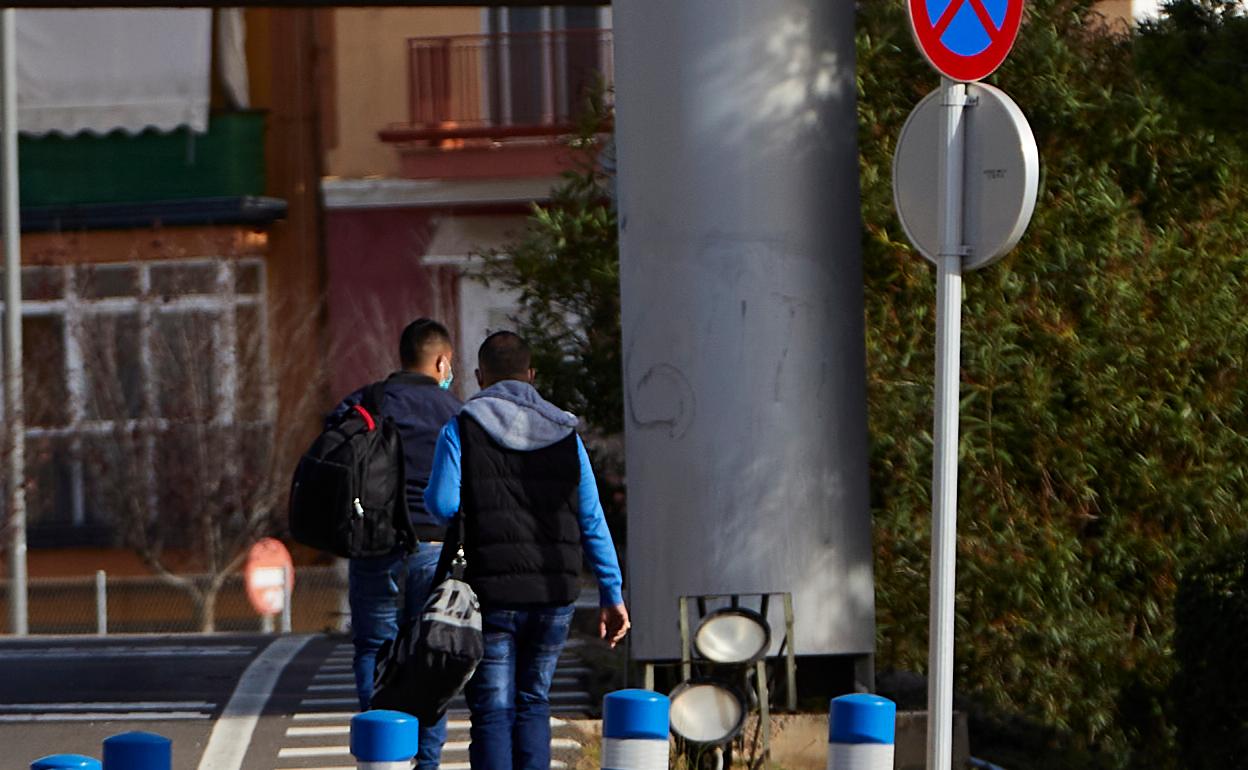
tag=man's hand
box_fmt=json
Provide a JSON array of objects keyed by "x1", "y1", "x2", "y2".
[{"x1": 599, "y1": 603, "x2": 631, "y2": 648}]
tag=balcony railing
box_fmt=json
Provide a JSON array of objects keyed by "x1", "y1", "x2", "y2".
[{"x1": 379, "y1": 29, "x2": 614, "y2": 143}]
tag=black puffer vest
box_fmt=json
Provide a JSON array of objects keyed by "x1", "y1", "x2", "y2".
[{"x1": 458, "y1": 413, "x2": 582, "y2": 606}]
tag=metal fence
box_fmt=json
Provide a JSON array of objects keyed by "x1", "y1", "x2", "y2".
[
  {"x1": 402, "y1": 28, "x2": 613, "y2": 133},
  {"x1": 0, "y1": 563, "x2": 349, "y2": 635}
]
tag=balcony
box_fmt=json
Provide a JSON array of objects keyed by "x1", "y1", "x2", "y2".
[{"x1": 379, "y1": 29, "x2": 613, "y2": 180}]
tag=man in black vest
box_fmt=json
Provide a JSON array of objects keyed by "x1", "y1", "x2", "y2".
[
  {"x1": 425, "y1": 331, "x2": 629, "y2": 770},
  {"x1": 329, "y1": 318, "x2": 461, "y2": 770}
]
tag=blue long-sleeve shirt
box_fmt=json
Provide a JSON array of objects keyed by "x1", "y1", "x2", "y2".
[{"x1": 425, "y1": 417, "x2": 625, "y2": 607}]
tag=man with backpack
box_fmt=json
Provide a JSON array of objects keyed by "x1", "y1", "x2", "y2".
[
  {"x1": 328, "y1": 318, "x2": 460, "y2": 770},
  {"x1": 424, "y1": 331, "x2": 630, "y2": 770}
]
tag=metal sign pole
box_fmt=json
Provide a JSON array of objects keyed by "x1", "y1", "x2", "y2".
[
  {"x1": 926, "y1": 76, "x2": 967, "y2": 770},
  {"x1": 0, "y1": 8, "x2": 27, "y2": 637}
]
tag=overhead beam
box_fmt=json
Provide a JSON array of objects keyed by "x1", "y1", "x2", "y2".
[{"x1": 4, "y1": 1, "x2": 608, "y2": 7}]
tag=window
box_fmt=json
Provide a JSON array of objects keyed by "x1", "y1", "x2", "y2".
[
  {"x1": 485, "y1": 6, "x2": 613, "y2": 127},
  {"x1": 0, "y1": 258, "x2": 270, "y2": 545}
]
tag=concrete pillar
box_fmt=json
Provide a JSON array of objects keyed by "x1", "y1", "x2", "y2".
[{"x1": 614, "y1": 0, "x2": 873, "y2": 659}]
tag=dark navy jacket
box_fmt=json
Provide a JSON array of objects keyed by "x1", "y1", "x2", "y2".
[{"x1": 329, "y1": 372, "x2": 462, "y2": 541}]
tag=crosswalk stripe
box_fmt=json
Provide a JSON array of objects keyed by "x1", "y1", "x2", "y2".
[
  {"x1": 442, "y1": 739, "x2": 579, "y2": 752},
  {"x1": 301, "y1": 697, "x2": 358, "y2": 707},
  {"x1": 0, "y1": 701, "x2": 215, "y2": 711},
  {"x1": 284, "y1": 716, "x2": 570, "y2": 734},
  {"x1": 0, "y1": 711, "x2": 211, "y2": 722},
  {"x1": 312, "y1": 676, "x2": 355, "y2": 686},
  {"x1": 277, "y1": 744, "x2": 577, "y2": 761},
  {"x1": 278, "y1": 746, "x2": 351, "y2": 758},
  {"x1": 286, "y1": 725, "x2": 349, "y2": 737},
  {"x1": 0, "y1": 646, "x2": 253, "y2": 660},
  {"x1": 441, "y1": 762, "x2": 567, "y2": 770},
  {"x1": 292, "y1": 711, "x2": 356, "y2": 722},
  {"x1": 307, "y1": 684, "x2": 355, "y2": 692}
]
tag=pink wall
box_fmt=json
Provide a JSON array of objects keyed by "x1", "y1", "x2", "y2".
[{"x1": 324, "y1": 208, "x2": 459, "y2": 399}]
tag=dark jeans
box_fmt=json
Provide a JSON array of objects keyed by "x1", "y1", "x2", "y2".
[
  {"x1": 348, "y1": 541, "x2": 448, "y2": 770},
  {"x1": 465, "y1": 603, "x2": 576, "y2": 770}
]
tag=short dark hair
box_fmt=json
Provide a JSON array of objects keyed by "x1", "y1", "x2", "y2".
[
  {"x1": 399, "y1": 318, "x2": 452, "y2": 369},
  {"x1": 477, "y1": 331, "x2": 531, "y2": 381}
]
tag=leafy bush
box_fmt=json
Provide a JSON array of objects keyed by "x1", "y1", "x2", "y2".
[
  {"x1": 484, "y1": 1, "x2": 1248, "y2": 765},
  {"x1": 862, "y1": 0, "x2": 1248, "y2": 765},
  {"x1": 1172, "y1": 536, "x2": 1248, "y2": 768}
]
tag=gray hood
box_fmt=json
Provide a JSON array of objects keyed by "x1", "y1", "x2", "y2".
[{"x1": 461, "y1": 380, "x2": 578, "y2": 450}]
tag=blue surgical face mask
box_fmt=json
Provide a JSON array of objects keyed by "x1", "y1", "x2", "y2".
[{"x1": 439, "y1": 367, "x2": 454, "y2": 391}]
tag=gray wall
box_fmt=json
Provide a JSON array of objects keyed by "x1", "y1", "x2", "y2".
[{"x1": 613, "y1": 0, "x2": 875, "y2": 659}]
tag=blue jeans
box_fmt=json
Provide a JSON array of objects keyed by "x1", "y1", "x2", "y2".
[
  {"x1": 349, "y1": 541, "x2": 448, "y2": 770},
  {"x1": 465, "y1": 603, "x2": 576, "y2": 770}
]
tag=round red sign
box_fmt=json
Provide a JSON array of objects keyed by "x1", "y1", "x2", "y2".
[
  {"x1": 908, "y1": 0, "x2": 1024, "y2": 83},
  {"x1": 245, "y1": 537, "x2": 293, "y2": 616}
]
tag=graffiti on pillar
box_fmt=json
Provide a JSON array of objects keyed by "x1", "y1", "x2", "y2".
[{"x1": 626, "y1": 357, "x2": 696, "y2": 440}]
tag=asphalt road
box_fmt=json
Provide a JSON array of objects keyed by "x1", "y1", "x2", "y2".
[
  {"x1": 1, "y1": 632, "x2": 596, "y2": 770},
  {"x1": 0, "y1": 633, "x2": 340, "y2": 770}
]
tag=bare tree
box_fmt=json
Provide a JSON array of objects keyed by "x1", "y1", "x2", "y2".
[{"x1": 73, "y1": 260, "x2": 324, "y2": 631}]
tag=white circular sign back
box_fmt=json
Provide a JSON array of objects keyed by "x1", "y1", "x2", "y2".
[{"x1": 892, "y1": 82, "x2": 1040, "y2": 271}]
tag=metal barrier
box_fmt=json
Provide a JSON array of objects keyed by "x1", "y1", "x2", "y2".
[
  {"x1": 31, "y1": 730, "x2": 170, "y2": 770},
  {"x1": 30, "y1": 756, "x2": 100, "y2": 769},
  {"x1": 827, "y1": 694, "x2": 896, "y2": 770},
  {"x1": 379, "y1": 28, "x2": 613, "y2": 143},
  {"x1": 0, "y1": 564, "x2": 348, "y2": 635},
  {"x1": 350, "y1": 710, "x2": 419, "y2": 770},
  {"x1": 601, "y1": 689, "x2": 669, "y2": 770},
  {"x1": 102, "y1": 732, "x2": 171, "y2": 770}
]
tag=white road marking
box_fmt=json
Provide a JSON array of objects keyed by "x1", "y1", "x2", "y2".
[
  {"x1": 0, "y1": 701, "x2": 215, "y2": 711},
  {"x1": 286, "y1": 725, "x2": 349, "y2": 737},
  {"x1": 196, "y1": 634, "x2": 312, "y2": 770},
  {"x1": 300, "y1": 697, "x2": 357, "y2": 707},
  {"x1": 557, "y1": 666, "x2": 593, "y2": 676},
  {"x1": 0, "y1": 646, "x2": 254, "y2": 660},
  {"x1": 312, "y1": 673, "x2": 354, "y2": 683},
  {"x1": 284, "y1": 716, "x2": 569, "y2": 736},
  {"x1": 278, "y1": 746, "x2": 350, "y2": 758},
  {"x1": 0, "y1": 711, "x2": 210, "y2": 722},
  {"x1": 306, "y1": 683, "x2": 354, "y2": 692},
  {"x1": 292, "y1": 711, "x2": 356, "y2": 722},
  {"x1": 446, "y1": 716, "x2": 570, "y2": 730},
  {"x1": 279, "y1": 741, "x2": 578, "y2": 759},
  {"x1": 441, "y1": 762, "x2": 566, "y2": 770},
  {"x1": 550, "y1": 691, "x2": 592, "y2": 703},
  {"x1": 443, "y1": 739, "x2": 579, "y2": 752}
]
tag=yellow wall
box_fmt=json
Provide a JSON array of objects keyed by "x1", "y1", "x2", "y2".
[
  {"x1": 327, "y1": 7, "x2": 483, "y2": 178},
  {"x1": 1095, "y1": 0, "x2": 1134, "y2": 26}
]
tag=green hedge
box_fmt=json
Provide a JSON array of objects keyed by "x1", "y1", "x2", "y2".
[
  {"x1": 859, "y1": 0, "x2": 1248, "y2": 765},
  {"x1": 1173, "y1": 537, "x2": 1248, "y2": 767},
  {"x1": 483, "y1": 1, "x2": 1248, "y2": 765}
]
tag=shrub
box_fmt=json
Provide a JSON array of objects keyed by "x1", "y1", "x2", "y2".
[{"x1": 1172, "y1": 536, "x2": 1248, "y2": 767}]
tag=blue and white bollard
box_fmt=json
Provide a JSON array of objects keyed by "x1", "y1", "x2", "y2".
[
  {"x1": 31, "y1": 756, "x2": 102, "y2": 770},
  {"x1": 827, "y1": 694, "x2": 896, "y2": 770},
  {"x1": 350, "y1": 710, "x2": 419, "y2": 769},
  {"x1": 601, "y1": 689, "x2": 670, "y2": 770},
  {"x1": 101, "y1": 731, "x2": 171, "y2": 770}
]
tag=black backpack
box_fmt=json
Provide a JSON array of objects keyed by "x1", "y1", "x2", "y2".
[{"x1": 289, "y1": 382, "x2": 416, "y2": 559}]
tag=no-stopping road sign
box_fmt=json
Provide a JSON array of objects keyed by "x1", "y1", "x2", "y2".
[{"x1": 908, "y1": 0, "x2": 1025, "y2": 82}]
